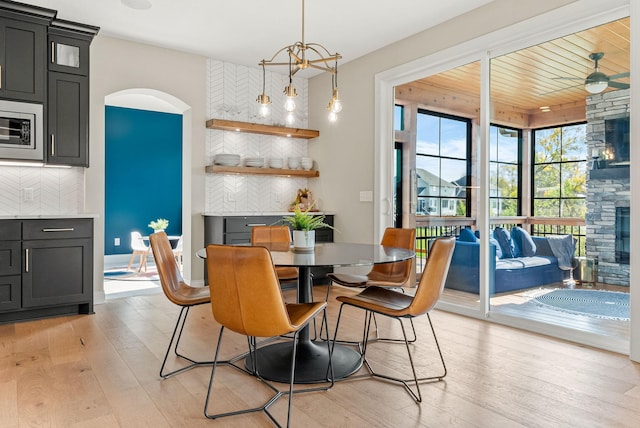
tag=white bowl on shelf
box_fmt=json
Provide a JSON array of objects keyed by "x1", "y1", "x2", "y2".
[
  {"x1": 269, "y1": 158, "x2": 284, "y2": 168},
  {"x1": 288, "y1": 157, "x2": 300, "y2": 169},
  {"x1": 301, "y1": 157, "x2": 313, "y2": 170}
]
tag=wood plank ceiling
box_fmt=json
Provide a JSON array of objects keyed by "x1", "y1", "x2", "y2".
[{"x1": 395, "y1": 17, "x2": 630, "y2": 129}]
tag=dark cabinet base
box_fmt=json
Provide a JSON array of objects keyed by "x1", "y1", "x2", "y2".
[
  {"x1": 0, "y1": 218, "x2": 94, "y2": 324},
  {"x1": 0, "y1": 302, "x2": 93, "y2": 324}
]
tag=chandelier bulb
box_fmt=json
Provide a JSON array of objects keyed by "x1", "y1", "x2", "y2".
[
  {"x1": 284, "y1": 84, "x2": 297, "y2": 112},
  {"x1": 256, "y1": 93, "x2": 271, "y2": 117},
  {"x1": 328, "y1": 111, "x2": 338, "y2": 122},
  {"x1": 284, "y1": 97, "x2": 296, "y2": 112},
  {"x1": 257, "y1": 0, "x2": 342, "y2": 123},
  {"x1": 331, "y1": 98, "x2": 342, "y2": 113},
  {"x1": 286, "y1": 111, "x2": 295, "y2": 124}
]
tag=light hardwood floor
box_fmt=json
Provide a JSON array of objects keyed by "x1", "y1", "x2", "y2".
[{"x1": 1, "y1": 285, "x2": 639, "y2": 427}]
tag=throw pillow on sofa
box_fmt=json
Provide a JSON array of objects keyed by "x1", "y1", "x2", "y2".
[
  {"x1": 459, "y1": 228, "x2": 478, "y2": 242},
  {"x1": 489, "y1": 236, "x2": 503, "y2": 259},
  {"x1": 493, "y1": 226, "x2": 516, "y2": 258},
  {"x1": 511, "y1": 226, "x2": 537, "y2": 257}
]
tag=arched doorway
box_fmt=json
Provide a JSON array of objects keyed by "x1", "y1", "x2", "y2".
[{"x1": 103, "y1": 89, "x2": 191, "y2": 298}]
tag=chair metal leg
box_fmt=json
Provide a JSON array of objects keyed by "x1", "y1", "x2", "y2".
[
  {"x1": 324, "y1": 286, "x2": 417, "y2": 345},
  {"x1": 372, "y1": 288, "x2": 417, "y2": 344},
  {"x1": 160, "y1": 305, "x2": 248, "y2": 379},
  {"x1": 373, "y1": 315, "x2": 418, "y2": 343},
  {"x1": 364, "y1": 312, "x2": 446, "y2": 403},
  {"x1": 205, "y1": 311, "x2": 333, "y2": 426},
  {"x1": 205, "y1": 330, "x2": 284, "y2": 422},
  {"x1": 333, "y1": 303, "x2": 446, "y2": 403},
  {"x1": 160, "y1": 306, "x2": 214, "y2": 378}
]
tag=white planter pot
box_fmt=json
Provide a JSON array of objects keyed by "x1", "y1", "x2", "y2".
[{"x1": 292, "y1": 230, "x2": 315, "y2": 252}]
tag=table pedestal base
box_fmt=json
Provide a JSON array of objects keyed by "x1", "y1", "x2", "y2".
[{"x1": 245, "y1": 341, "x2": 361, "y2": 384}]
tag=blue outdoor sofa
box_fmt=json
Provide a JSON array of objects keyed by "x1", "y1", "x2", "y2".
[{"x1": 444, "y1": 235, "x2": 571, "y2": 294}]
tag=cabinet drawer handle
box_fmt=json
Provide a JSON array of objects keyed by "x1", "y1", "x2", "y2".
[
  {"x1": 246, "y1": 223, "x2": 267, "y2": 227},
  {"x1": 51, "y1": 134, "x2": 55, "y2": 156},
  {"x1": 25, "y1": 249, "x2": 29, "y2": 273},
  {"x1": 0, "y1": 64, "x2": 2, "y2": 89},
  {"x1": 51, "y1": 41, "x2": 55, "y2": 63},
  {"x1": 42, "y1": 228, "x2": 75, "y2": 232}
]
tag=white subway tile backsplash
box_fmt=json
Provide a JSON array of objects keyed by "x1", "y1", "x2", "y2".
[
  {"x1": 0, "y1": 165, "x2": 83, "y2": 216},
  {"x1": 206, "y1": 59, "x2": 310, "y2": 213}
]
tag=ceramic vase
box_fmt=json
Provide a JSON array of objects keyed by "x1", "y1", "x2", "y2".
[{"x1": 293, "y1": 230, "x2": 315, "y2": 252}]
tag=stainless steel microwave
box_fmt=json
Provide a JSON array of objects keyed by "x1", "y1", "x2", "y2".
[{"x1": 0, "y1": 99, "x2": 44, "y2": 161}]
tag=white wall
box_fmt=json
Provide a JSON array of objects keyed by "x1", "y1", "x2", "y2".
[{"x1": 88, "y1": 35, "x2": 207, "y2": 301}]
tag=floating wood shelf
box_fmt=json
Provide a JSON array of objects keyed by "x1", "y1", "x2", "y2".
[
  {"x1": 206, "y1": 118, "x2": 320, "y2": 139},
  {"x1": 206, "y1": 165, "x2": 319, "y2": 178}
]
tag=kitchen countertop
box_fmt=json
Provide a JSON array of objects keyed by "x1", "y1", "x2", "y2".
[{"x1": 0, "y1": 213, "x2": 100, "y2": 220}]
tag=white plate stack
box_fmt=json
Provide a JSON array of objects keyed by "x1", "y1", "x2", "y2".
[
  {"x1": 213, "y1": 153, "x2": 241, "y2": 166},
  {"x1": 245, "y1": 157, "x2": 264, "y2": 167}
]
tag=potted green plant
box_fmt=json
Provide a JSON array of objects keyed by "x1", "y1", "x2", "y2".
[
  {"x1": 280, "y1": 204, "x2": 334, "y2": 252},
  {"x1": 148, "y1": 218, "x2": 169, "y2": 233}
]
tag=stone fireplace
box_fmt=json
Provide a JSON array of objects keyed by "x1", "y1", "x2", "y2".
[{"x1": 585, "y1": 89, "x2": 630, "y2": 286}]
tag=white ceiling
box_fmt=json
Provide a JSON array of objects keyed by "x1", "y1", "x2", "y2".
[{"x1": 21, "y1": 0, "x2": 493, "y2": 73}]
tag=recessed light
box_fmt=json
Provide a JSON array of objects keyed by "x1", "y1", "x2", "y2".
[{"x1": 121, "y1": 0, "x2": 152, "y2": 10}]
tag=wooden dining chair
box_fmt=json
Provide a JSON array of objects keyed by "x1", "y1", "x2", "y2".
[
  {"x1": 204, "y1": 244, "x2": 332, "y2": 427},
  {"x1": 149, "y1": 231, "x2": 214, "y2": 378},
  {"x1": 326, "y1": 227, "x2": 416, "y2": 342},
  {"x1": 127, "y1": 231, "x2": 150, "y2": 272},
  {"x1": 251, "y1": 225, "x2": 298, "y2": 285},
  {"x1": 172, "y1": 235, "x2": 184, "y2": 267},
  {"x1": 328, "y1": 227, "x2": 416, "y2": 287},
  {"x1": 331, "y1": 236, "x2": 455, "y2": 403}
]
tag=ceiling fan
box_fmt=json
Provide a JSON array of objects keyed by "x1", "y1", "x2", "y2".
[{"x1": 554, "y1": 52, "x2": 630, "y2": 94}]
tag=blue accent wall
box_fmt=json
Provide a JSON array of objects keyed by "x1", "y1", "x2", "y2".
[{"x1": 105, "y1": 106, "x2": 182, "y2": 255}]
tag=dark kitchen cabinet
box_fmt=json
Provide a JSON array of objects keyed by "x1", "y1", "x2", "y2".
[
  {"x1": 22, "y1": 237, "x2": 92, "y2": 308},
  {"x1": 48, "y1": 31, "x2": 91, "y2": 76},
  {"x1": 0, "y1": 220, "x2": 21, "y2": 312},
  {"x1": 0, "y1": 13, "x2": 49, "y2": 102},
  {"x1": 0, "y1": 3, "x2": 98, "y2": 166},
  {"x1": 47, "y1": 71, "x2": 88, "y2": 166},
  {"x1": 0, "y1": 218, "x2": 94, "y2": 323},
  {"x1": 46, "y1": 21, "x2": 97, "y2": 167}
]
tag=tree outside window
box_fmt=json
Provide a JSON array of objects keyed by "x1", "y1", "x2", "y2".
[
  {"x1": 490, "y1": 125, "x2": 521, "y2": 216},
  {"x1": 532, "y1": 124, "x2": 587, "y2": 218}
]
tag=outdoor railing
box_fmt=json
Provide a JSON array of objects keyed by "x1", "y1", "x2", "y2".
[{"x1": 414, "y1": 216, "x2": 586, "y2": 273}]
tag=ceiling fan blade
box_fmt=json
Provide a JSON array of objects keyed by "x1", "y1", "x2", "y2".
[
  {"x1": 608, "y1": 71, "x2": 630, "y2": 80},
  {"x1": 608, "y1": 81, "x2": 630, "y2": 89},
  {"x1": 552, "y1": 76, "x2": 584, "y2": 81}
]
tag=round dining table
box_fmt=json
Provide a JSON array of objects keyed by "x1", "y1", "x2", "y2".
[{"x1": 199, "y1": 242, "x2": 415, "y2": 384}]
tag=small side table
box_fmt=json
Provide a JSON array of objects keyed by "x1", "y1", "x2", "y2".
[{"x1": 575, "y1": 256, "x2": 598, "y2": 287}]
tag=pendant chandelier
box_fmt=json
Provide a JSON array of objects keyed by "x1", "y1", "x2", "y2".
[{"x1": 256, "y1": 0, "x2": 342, "y2": 123}]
